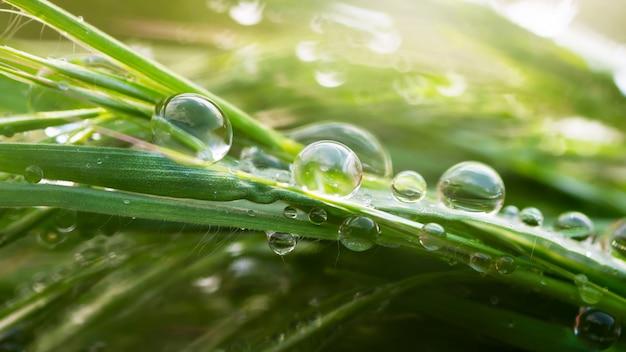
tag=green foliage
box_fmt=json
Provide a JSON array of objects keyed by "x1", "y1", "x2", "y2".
[{"x1": 0, "y1": 0, "x2": 625, "y2": 351}]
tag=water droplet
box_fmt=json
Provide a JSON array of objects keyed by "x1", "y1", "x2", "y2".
[
  {"x1": 54, "y1": 210, "x2": 77, "y2": 233},
  {"x1": 574, "y1": 274, "x2": 606, "y2": 305},
  {"x1": 574, "y1": 307, "x2": 621, "y2": 351},
  {"x1": 38, "y1": 231, "x2": 67, "y2": 248},
  {"x1": 500, "y1": 205, "x2": 519, "y2": 221},
  {"x1": 495, "y1": 256, "x2": 516, "y2": 275},
  {"x1": 437, "y1": 161, "x2": 505, "y2": 214},
  {"x1": 229, "y1": 0, "x2": 264, "y2": 26},
  {"x1": 608, "y1": 218, "x2": 626, "y2": 258},
  {"x1": 2, "y1": 126, "x2": 15, "y2": 137},
  {"x1": 436, "y1": 72, "x2": 467, "y2": 97},
  {"x1": 295, "y1": 41, "x2": 319, "y2": 62},
  {"x1": 338, "y1": 215, "x2": 380, "y2": 251},
  {"x1": 292, "y1": 141, "x2": 362, "y2": 198},
  {"x1": 469, "y1": 252, "x2": 491, "y2": 274},
  {"x1": 308, "y1": 208, "x2": 327, "y2": 225},
  {"x1": 152, "y1": 93, "x2": 232, "y2": 165},
  {"x1": 554, "y1": 211, "x2": 594, "y2": 241},
  {"x1": 24, "y1": 165, "x2": 43, "y2": 184},
  {"x1": 266, "y1": 231, "x2": 297, "y2": 256},
  {"x1": 391, "y1": 170, "x2": 427, "y2": 203},
  {"x1": 58, "y1": 81, "x2": 69, "y2": 91},
  {"x1": 283, "y1": 206, "x2": 298, "y2": 219},
  {"x1": 287, "y1": 122, "x2": 392, "y2": 177},
  {"x1": 77, "y1": 15, "x2": 84, "y2": 22},
  {"x1": 519, "y1": 207, "x2": 543, "y2": 227},
  {"x1": 314, "y1": 68, "x2": 346, "y2": 88},
  {"x1": 240, "y1": 146, "x2": 290, "y2": 171},
  {"x1": 123, "y1": 199, "x2": 130, "y2": 205},
  {"x1": 246, "y1": 209, "x2": 256, "y2": 217},
  {"x1": 366, "y1": 30, "x2": 402, "y2": 54},
  {"x1": 418, "y1": 222, "x2": 446, "y2": 251}
]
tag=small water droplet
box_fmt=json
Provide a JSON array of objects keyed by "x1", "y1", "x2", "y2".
[
  {"x1": 295, "y1": 41, "x2": 319, "y2": 62},
  {"x1": 500, "y1": 205, "x2": 519, "y2": 221},
  {"x1": 54, "y1": 210, "x2": 77, "y2": 233},
  {"x1": 229, "y1": 0, "x2": 264, "y2": 26},
  {"x1": 418, "y1": 223, "x2": 446, "y2": 251},
  {"x1": 24, "y1": 165, "x2": 43, "y2": 184},
  {"x1": 287, "y1": 122, "x2": 392, "y2": 178},
  {"x1": 308, "y1": 208, "x2": 327, "y2": 225},
  {"x1": 555, "y1": 211, "x2": 594, "y2": 241},
  {"x1": 391, "y1": 170, "x2": 427, "y2": 203},
  {"x1": 77, "y1": 15, "x2": 84, "y2": 22},
  {"x1": 58, "y1": 81, "x2": 69, "y2": 91},
  {"x1": 437, "y1": 161, "x2": 505, "y2": 214},
  {"x1": 292, "y1": 141, "x2": 362, "y2": 198},
  {"x1": 495, "y1": 256, "x2": 516, "y2": 275},
  {"x1": 2, "y1": 126, "x2": 15, "y2": 137},
  {"x1": 152, "y1": 93, "x2": 232, "y2": 165},
  {"x1": 314, "y1": 68, "x2": 346, "y2": 88},
  {"x1": 574, "y1": 274, "x2": 605, "y2": 305},
  {"x1": 469, "y1": 252, "x2": 491, "y2": 274},
  {"x1": 608, "y1": 218, "x2": 626, "y2": 258},
  {"x1": 519, "y1": 207, "x2": 543, "y2": 227},
  {"x1": 266, "y1": 231, "x2": 297, "y2": 256},
  {"x1": 574, "y1": 307, "x2": 621, "y2": 351},
  {"x1": 283, "y1": 206, "x2": 298, "y2": 219},
  {"x1": 38, "y1": 231, "x2": 66, "y2": 248},
  {"x1": 123, "y1": 199, "x2": 130, "y2": 205},
  {"x1": 338, "y1": 215, "x2": 380, "y2": 251},
  {"x1": 246, "y1": 209, "x2": 256, "y2": 217}
]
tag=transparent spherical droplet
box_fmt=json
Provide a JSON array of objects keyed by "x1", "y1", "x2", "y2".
[
  {"x1": 266, "y1": 231, "x2": 297, "y2": 256},
  {"x1": 338, "y1": 215, "x2": 380, "y2": 252},
  {"x1": 519, "y1": 207, "x2": 543, "y2": 227},
  {"x1": 555, "y1": 211, "x2": 594, "y2": 241},
  {"x1": 469, "y1": 252, "x2": 491, "y2": 274},
  {"x1": 391, "y1": 170, "x2": 427, "y2": 203},
  {"x1": 495, "y1": 256, "x2": 516, "y2": 275},
  {"x1": 24, "y1": 165, "x2": 43, "y2": 184},
  {"x1": 283, "y1": 206, "x2": 298, "y2": 219},
  {"x1": 308, "y1": 208, "x2": 327, "y2": 225},
  {"x1": 38, "y1": 231, "x2": 66, "y2": 249},
  {"x1": 151, "y1": 93, "x2": 232, "y2": 165},
  {"x1": 419, "y1": 222, "x2": 446, "y2": 251},
  {"x1": 608, "y1": 218, "x2": 626, "y2": 258},
  {"x1": 287, "y1": 122, "x2": 392, "y2": 178},
  {"x1": 437, "y1": 161, "x2": 505, "y2": 214},
  {"x1": 500, "y1": 205, "x2": 519, "y2": 221},
  {"x1": 54, "y1": 210, "x2": 77, "y2": 233},
  {"x1": 292, "y1": 141, "x2": 362, "y2": 198},
  {"x1": 574, "y1": 274, "x2": 605, "y2": 305},
  {"x1": 574, "y1": 307, "x2": 621, "y2": 351}
]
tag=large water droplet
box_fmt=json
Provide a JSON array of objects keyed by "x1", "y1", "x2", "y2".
[
  {"x1": 308, "y1": 208, "x2": 327, "y2": 225},
  {"x1": 24, "y1": 165, "x2": 43, "y2": 184},
  {"x1": 574, "y1": 307, "x2": 621, "y2": 351},
  {"x1": 469, "y1": 252, "x2": 491, "y2": 274},
  {"x1": 292, "y1": 140, "x2": 362, "y2": 198},
  {"x1": 495, "y1": 256, "x2": 516, "y2": 275},
  {"x1": 266, "y1": 231, "x2": 297, "y2": 256},
  {"x1": 437, "y1": 161, "x2": 505, "y2": 214},
  {"x1": 554, "y1": 211, "x2": 594, "y2": 241},
  {"x1": 338, "y1": 215, "x2": 380, "y2": 251},
  {"x1": 608, "y1": 218, "x2": 626, "y2": 258},
  {"x1": 418, "y1": 223, "x2": 446, "y2": 251},
  {"x1": 519, "y1": 207, "x2": 543, "y2": 227},
  {"x1": 54, "y1": 210, "x2": 78, "y2": 233},
  {"x1": 391, "y1": 170, "x2": 427, "y2": 203},
  {"x1": 287, "y1": 122, "x2": 392, "y2": 178},
  {"x1": 151, "y1": 93, "x2": 232, "y2": 165}
]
